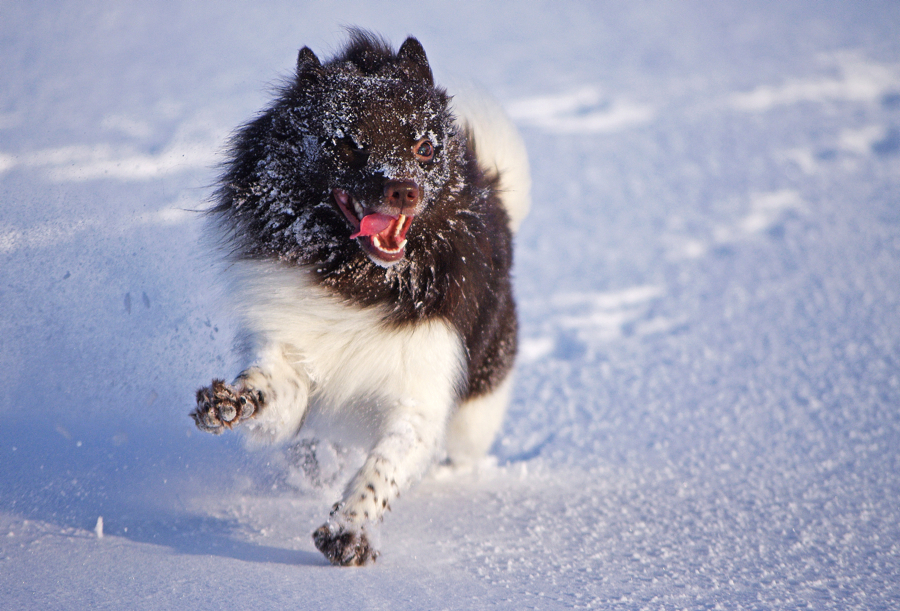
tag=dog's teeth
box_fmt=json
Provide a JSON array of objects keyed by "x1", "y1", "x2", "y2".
[{"x1": 371, "y1": 235, "x2": 403, "y2": 254}]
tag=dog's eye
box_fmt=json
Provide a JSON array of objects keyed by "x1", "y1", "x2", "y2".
[
  {"x1": 335, "y1": 137, "x2": 369, "y2": 168},
  {"x1": 413, "y1": 138, "x2": 434, "y2": 163}
]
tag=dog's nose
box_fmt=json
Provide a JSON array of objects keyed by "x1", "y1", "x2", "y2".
[{"x1": 384, "y1": 180, "x2": 419, "y2": 213}]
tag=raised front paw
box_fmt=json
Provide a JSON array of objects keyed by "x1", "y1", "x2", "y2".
[
  {"x1": 191, "y1": 379, "x2": 263, "y2": 434},
  {"x1": 313, "y1": 520, "x2": 379, "y2": 567}
]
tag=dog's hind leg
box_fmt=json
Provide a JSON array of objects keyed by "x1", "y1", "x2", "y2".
[{"x1": 445, "y1": 373, "x2": 514, "y2": 466}]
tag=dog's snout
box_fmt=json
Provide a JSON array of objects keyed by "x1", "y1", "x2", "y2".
[{"x1": 384, "y1": 180, "x2": 420, "y2": 213}]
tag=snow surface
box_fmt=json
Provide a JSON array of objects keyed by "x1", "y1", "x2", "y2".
[{"x1": 3, "y1": 1, "x2": 900, "y2": 609}]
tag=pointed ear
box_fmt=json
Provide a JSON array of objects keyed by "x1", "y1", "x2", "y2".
[
  {"x1": 397, "y1": 37, "x2": 433, "y2": 86},
  {"x1": 296, "y1": 46, "x2": 323, "y2": 81}
]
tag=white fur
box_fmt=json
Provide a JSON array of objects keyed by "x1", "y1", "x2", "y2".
[
  {"x1": 226, "y1": 259, "x2": 465, "y2": 523},
  {"x1": 216, "y1": 87, "x2": 531, "y2": 537},
  {"x1": 445, "y1": 373, "x2": 514, "y2": 465},
  {"x1": 449, "y1": 82, "x2": 532, "y2": 234}
]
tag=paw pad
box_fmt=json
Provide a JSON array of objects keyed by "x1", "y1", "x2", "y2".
[{"x1": 191, "y1": 379, "x2": 262, "y2": 434}]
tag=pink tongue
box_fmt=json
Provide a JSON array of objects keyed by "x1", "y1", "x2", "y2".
[{"x1": 350, "y1": 213, "x2": 396, "y2": 238}]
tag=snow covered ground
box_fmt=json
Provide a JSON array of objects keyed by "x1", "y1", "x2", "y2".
[{"x1": 3, "y1": 1, "x2": 900, "y2": 608}]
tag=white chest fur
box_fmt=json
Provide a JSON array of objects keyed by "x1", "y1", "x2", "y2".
[{"x1": 225, "y1": 260, "x2": 466, "y2": 448}]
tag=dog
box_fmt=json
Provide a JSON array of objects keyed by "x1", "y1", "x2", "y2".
[{"x1": 191, "y1": 29, "x2": 530, "y2": 566}]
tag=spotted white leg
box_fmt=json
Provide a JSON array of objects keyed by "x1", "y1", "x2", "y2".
[{"x1": 313, "y1": 402, "x2": 449, "y2": 566}]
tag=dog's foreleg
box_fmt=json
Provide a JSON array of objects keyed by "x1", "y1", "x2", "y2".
[
  {"x1": 313, "y1": 401, "x2": 448, "y2": 566},
  {"x1": 311, "y1": 319, "x2": 464, "y2": 566},
  {"x1": 192, "y1": 378, "x2": 263, "y2": 433},
  {"x1": 192, "y1": 343, "x2": 311, "y2": 444}
]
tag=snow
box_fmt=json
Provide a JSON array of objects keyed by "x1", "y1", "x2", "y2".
[{"x1": 2, "y1": 1, "x2": 900, "y2": 608}]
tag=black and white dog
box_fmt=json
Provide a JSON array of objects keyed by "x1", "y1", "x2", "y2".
[{"x1": 192, "y1": 30, "x2": 530, "y2": 566}]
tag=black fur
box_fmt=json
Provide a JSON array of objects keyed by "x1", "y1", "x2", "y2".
[{"x1": 210, "y1": 30, "x2": 517, "y2": 399}]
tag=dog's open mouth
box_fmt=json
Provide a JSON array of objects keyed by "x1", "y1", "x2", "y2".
[{"x1": 333, "y1": 188, "x2": 413, "y2": 263}]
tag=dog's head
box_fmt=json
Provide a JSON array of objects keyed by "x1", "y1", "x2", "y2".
[{"x1": 294, "y1": 32, "x2": 459, "y2": 266}]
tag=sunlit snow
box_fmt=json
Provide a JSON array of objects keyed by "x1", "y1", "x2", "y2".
[{"x1": 2, "y1": 2, "x2": 899, "y2": 609}]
